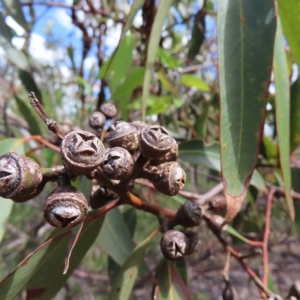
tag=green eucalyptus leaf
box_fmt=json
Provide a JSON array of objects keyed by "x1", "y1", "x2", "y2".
[
  {"x1": 273, "y1": 18, "x2": 294, "y2": 220},
  {"x1": 218, "y1": 0, "x2": 276, "y2": 221},
  {"x1": 108, "y1": 230, "x2": 157, "y2": 300}
]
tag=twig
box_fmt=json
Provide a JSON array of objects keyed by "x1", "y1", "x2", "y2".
[
  {"x1": 222, "y1": 250, "x2": 231, "y2": 281},
  {"x1": 64, "y1": 221, "x2": 84, "y2": 274},
  {"x1": 134, "y1": 179, "x2": 223, "y2": 205},
  {"x1": 28, "y1": 92, "x2": 65, "y2": 139},
  {"x1": 196, "y1": 182, "x2": 224, "y2": 205},
  {"x1": 262, "y1": 188, "x2": 275, "y2": 287},
  {"x1": 123, "y1": 192, "x2": 176, "y2": 220},
  {"x1": 13, "y1": 135, "x2": 60, "y2": 153},
  {"x1": 266, "y1": 182, "x2": 300, "y2": 201},
  {"x1": 21, "y1": 2, "x2": 121, "y2": 21},
  {"x1": 203, "y1": 214, "x2": 274, "y2": 298},
  {"x1": 86, "y1": 199, "x2": 120, "y2": 221}
]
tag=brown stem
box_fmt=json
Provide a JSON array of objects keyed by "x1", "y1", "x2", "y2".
[
  {"x1": 86, "y1": 199, "x2": 120, "y2": 221},
  {"x1": 262, "y1": 189, "x2": 275, "y2": 287},
  {"x1": 135, "y1": 178, "x2": 223, "y2": 205},
  {"x1": 266, "y1": 182, "x2": 300, "y2": 201},
  {"x1": 122, "y1": 192, "x2": 176, "y2": 220},
  {"x1": 28, "y1": 92, "x2": 66, "y2": 139},
  {"x1": 203, "y1": 214, "x2": 274, "y2": 298},
  {"x1": 14, "y1": 135, "x2": 60, "y2": 153}
]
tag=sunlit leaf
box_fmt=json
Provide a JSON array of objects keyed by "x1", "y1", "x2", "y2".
[
  {"x1": 157, "y1": 47, "x2": 181, "y2": 69},
  {"x1": 113, "y1": 67, "x2": 145, "y2": 99},
  {"x1": 273, "y1": 18, "x2": 294, "y2": 220},
  {"x1": 147, "y1": 96, "x2": 172, "y2": 115},
  {"x1": 0, "y1": 138, "x2": 24, "y2": 156},
  {"x1": 218, "y1": 0, "x2": 276, "y2": 221},
  {"x1": 277, "y1": 0, "x2": 300, "y2": 68},
  {"x1": 180, "y1": 74, "x2": 210, "y2": 92},
  {"x1": 2, "y1": 0, "x2": 28, "y2": 30},
  {"x1": 100, "y1": 35, "x2": 135, "y2": 93},
  {"x1": 112, "y1": 66, "x2": 145, "y2": 118},
  {"x1": 142, "y1": 0, "x2": 173, "y2": 121},
  {"x1": 0, "y1": 13, "x2": 30, "y2": 71},
  {"x1": 120, "y1": 0, "x2": 146, "y2": 41},
  {"x1": 262, "y1": 135, "x2": 278, "y2": 161}
]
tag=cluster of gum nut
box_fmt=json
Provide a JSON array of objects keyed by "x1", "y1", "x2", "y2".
[{"x1": 0, "y1": 103, "x2": 205, "y2": 261}]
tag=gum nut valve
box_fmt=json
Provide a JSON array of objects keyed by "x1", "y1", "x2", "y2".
[
  {"x1": 101, "y1": 147, "x2": 134, "y2": 180},
  {"x1": 44, "y1": 179, "x2": 88, "y2": 228},
  {"x1": 139, "y1": 125, "x2": 175, "y2": 160},
  {"x1": 60, "y1": 130, "x2": 105, "y2": 175},
  {"x1": 89, "y1": 111, "x2": 106, "y2": 129},
  {"x1": 160, "y1": 230, "x2": 200, "y2": 260},
  {"x1": 100, "y1": 103, "x2": 117, "y2": 119},
  {"x1": 107, "y1": 121, "x2": 139, "y2": 152},
  {"x1": 143, "y1": 161, "x2": 186, "y2": 196}
]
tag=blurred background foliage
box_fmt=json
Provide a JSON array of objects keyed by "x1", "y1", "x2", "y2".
[{"x1": 0, "y1": 0, "x2": 300, "y2": 299}]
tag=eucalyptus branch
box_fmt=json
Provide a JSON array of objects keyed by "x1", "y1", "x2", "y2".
[
  {"x1": 28, "y1": 92, "x2": 66, "y2": 139},
  {"x1": 203, "y1": 213, "x2": 275, "y2": 298}
]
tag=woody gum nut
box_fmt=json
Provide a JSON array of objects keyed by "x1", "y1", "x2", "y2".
[
  {"x1": 89, "y1": 111, "x2": 106, "y2": 129},
  {"x1": 61, "y1": 130, "x2": 105, "y2": 175},
  {"x1": 175, "y1": 201, "x2": 202, "y2": 227},
  {"x1": 100, "y1": 103, "x2": 117, "y2": 118},
  {"x1": 0, "y1": 152, "x2": 43, "y2": 202},
  {"x1": 44, "y1": 184, "x2": 88, "y2": 228},
  {"x1": 139, "y1": 125, "x2": 174, "y2": 160},
  {"x1": 107, "y1": 121, "x2": 139, "y2": 152},
  {"x1": 160, "y1": 230, "x2": 189, "y2": 260},
  {"x1": 150, "y1": 162, "x2": 186, "y2": 196},
  {"x1": 102, "y1": 147, "x2": 134, "y2": 180}
]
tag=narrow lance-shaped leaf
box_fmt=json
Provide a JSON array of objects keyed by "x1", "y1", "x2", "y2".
[
  {"x1": 0, "y1": 231, "x2": 70, "y2": 300},
  {"x1": 99, "y1": 208, "x2": 135, "y2": 266},
  {"x1": 15, "y1": 95, "x2": 42, "y2": 136},
  {"x1": 187, "y1": 7, "x2": 206, "y2": 61},
  {"x1": 273, "y1": 18, "x2": 294, "y2": 221},
  {"x1": 101, "y1": 0, "x2": 145, "y2": 83},
  {"x1": 120, "y1": 0, "x2": 146, "y2": 40},
  {"x1": 218, "y1": 0, "x2": 276, "y2": 221},
  {"x1": 179, "y1": 140, "x2": 267, "y2": 193},
  {"x1": 108, "y1": 229, "x2": 158, "y2": 300},
  {"x1": 290, "y1": 78, "x2": 300, "y2": 152},
  {"x1": 2, "y1": 0, "x2": 29, "y2": 30},
  {"x1": 277, "y1": 0, "x2": 300, "y2": 69},
  {"x1": 141, "y1": 0, "x2": 174, "y2": 121},
  {"x1": 154, "y1": 259, "x2": 193, "y2": 300},
  {"x1": 25, "y1": 212, "x2": 105, "y2": 300},
  {"x1": 0, "y1": 12, "x2": 30, "y2": 71}
]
